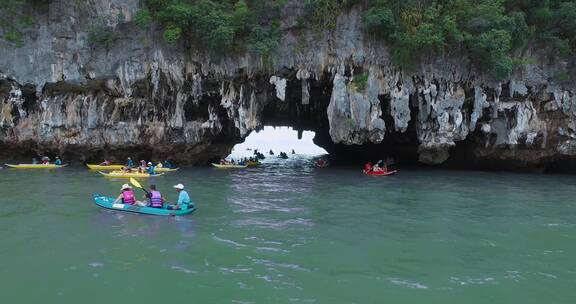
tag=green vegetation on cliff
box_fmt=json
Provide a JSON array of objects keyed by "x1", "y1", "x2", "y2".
[
  {"x1": 2, "y1": 0, "x2": 576, "y2": 80},
  {"x1": 138, "y1": 0, "x2": 284, "y2": 56},
  {"x1": 135, "y1": 0, "x2": 576, "y2": 79},
  {"x1": 364, "y1": 0, "x2": 576, "y2": 79}
]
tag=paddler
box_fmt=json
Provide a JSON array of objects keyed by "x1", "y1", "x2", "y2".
[
  {"x1": 55, "y1": 156, "x2": 62, "y2": 165},
  {"x1": 363, "y1": 162, "x2": 373, "y2": 174},
  {"x1": 138, "y1": 160, "x2": 147, "y2": 173},
  {"x1": 163, "y1": 159, "x2": 173, "y2": 169},
  {"x1": 167, "y1": 184, "x2": 192, "y2": 210},
  {"x1": 99, "y1": 159, "x2": 111, "y2": 166},
  {"x1": 146, "y1": 162, "x2": 156, "y2": 175},
  {"x1": 126, "y1": 157, "x2": 134, "y2": 168},
  {"x1": 113, "y1": 184, "x2": 137, "y2": 205},
  {"x1": 145, "y1": 184, "x2": 164, "y2": 208}
]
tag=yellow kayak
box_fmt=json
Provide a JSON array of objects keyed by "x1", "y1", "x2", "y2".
[
  {"x1": 98, "y1": 171, "x2": 165, "y2": 178},
  {"x1": 86, "y1": 164, "x2": 125, "y2": 170},
  {"x1": 245, "y1": 161, "x2": 261, "y2": 167},
  {"x1": 155, "y1": 167, "x2": 179, "y2": 172},
  {"x1": 212, "y1": 163, "x2": 248, "y2": 169},
  {"x1": 5, "y1": 163, "x2": 68, "y2": 169}
]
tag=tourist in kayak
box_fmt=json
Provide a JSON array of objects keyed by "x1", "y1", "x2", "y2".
[
  {"x1": 126, "y1": 157, "x2": 134, "y2": 168},
  {"x1": 292, "y1": 149, "x2": 295, "y2": 154},
  {"x1": 113, "y1": 184, "x2": 138, "y2": 205},
  {"x1": 373, "y1": 160, "x2": 387, "y2": 173},
  {"x1": 146, "y1": 184, "x2": 164, "y2": 208},
  {"x1": 55, "y1": 156, "x2": 62, "y2": 165},
  {"x1": 137, "y1": 160, "x2": 147, "y2": 173},
  {"x1": 363, "y1": 162, "x2": 373, "y2": 174},
  {"x1": 41, "y1": 156, "x2": 50, "y2": 164},
  {"x1": 163, "y1": 159, "x2": 174, "y2": 168},
  {"x1": 99, "y1": 159, "x2": 111, "y2": 166},
  {"x1": 168, "y1": 184, "x2": 192, "y2": 210},
  {"x1": 32, "y1": 158, "x2": 38, "y2": 164},
  {"x1": 269, "y1": 149, "x2": 274, "y2": 155},
  {"x1": 146, "y1": 162, "x2": 156, "y2": 175}
]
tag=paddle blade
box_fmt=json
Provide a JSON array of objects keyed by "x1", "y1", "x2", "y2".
[{"x1": 130, "y1": 177, "x2": 142, "y2": 189}]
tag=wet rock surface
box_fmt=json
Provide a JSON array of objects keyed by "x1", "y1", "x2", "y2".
[{"x1": 1, "y1": 1, "x2": 576, "y2": 171}]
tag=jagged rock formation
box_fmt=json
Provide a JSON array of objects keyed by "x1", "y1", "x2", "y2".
[{"x1": 1, "y1": 0, "x2": 576, "y2": 171}]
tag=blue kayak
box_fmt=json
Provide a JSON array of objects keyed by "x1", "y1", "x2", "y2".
[{"x1": 93, "y1": 194, "x2": 196, "y2": 216}]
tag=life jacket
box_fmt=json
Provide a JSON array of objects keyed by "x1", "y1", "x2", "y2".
[
  {"x1": 122, "y1": 190, "x2": 136, "y2": 204},
  {"x1": 363, "y1": 163, "x2": 372, "y2": 172},
  {"x1": 149, "y1": 190, "x2": 163, "y2": 208}
]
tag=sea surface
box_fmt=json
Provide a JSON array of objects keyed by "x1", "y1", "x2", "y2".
[{"x1": 0, "y1": 156, "x2": 575, "y2": 303}]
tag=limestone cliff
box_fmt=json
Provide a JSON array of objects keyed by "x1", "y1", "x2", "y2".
[{"x1": 1, "y1": 0, "x2": 576, "y2": 170}]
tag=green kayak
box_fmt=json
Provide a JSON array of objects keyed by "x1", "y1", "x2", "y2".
[{"x1": 93, "y1": 194, "x2": 195, "y2": 216}]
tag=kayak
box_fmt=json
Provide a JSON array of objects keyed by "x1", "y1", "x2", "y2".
[
  {"x1": 364, "y1": 169, "x2": 398, "y2": 176},
  {"x1": 155, "y1": 167, "x2": 179, "y2": 172},
  {"x1": 98, "y1": 171, "x2": 165, "y2": 178},
  {"x1": 245, "y1": 161, "x2": 261, "y2": 167},
  {"x1": 5, "y1": 163, "x2": 68, "y2": 169},
  {"x1": 93, "y1": 194, "x2": 195, "y2": 216},
  {"x1": 88, "y1": 164, "x2": 178, "y2": 172},
  {"x1": 86, "y1": 164, "x2": 124, "y2": 170},
  {"x1": 212, "y1": 163, "x2": 248, "y2": 169}
]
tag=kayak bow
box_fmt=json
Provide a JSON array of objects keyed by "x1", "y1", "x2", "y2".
[
  {"x1": 211, "y1": 163, "x2": 248, "y2": 169},
  {"x1": 86, "y1": 164, "x2": 124, "y2": 170},
  {"x1": 5, "y1": 163, "x2": 68, "y2": 169}
]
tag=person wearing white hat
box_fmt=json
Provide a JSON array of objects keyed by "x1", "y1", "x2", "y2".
[
  {"x1": 113, "y1": 184, "x2": 136, "y2": 205},
  {"x1": 167, "y1": 183, "x2": 192, "y2": 210},
  {"x1": 113, "y1": 184, "x2": 147, "y2": 206},
  {"x1": 146, "y1": 161, "x2": 156, "y2": 175}
]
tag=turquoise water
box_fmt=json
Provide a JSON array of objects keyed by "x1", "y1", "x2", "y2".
[{"x1": 0, "y1": 158, "x2": 575, "y2": 303}]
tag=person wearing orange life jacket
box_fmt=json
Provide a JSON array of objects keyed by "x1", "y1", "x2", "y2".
[{"x1": 146, "y1": 184, "x2": 164, "y2": 209}]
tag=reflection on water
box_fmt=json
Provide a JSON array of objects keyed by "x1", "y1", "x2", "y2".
[{"x1": 0, "y1": 157, "x2": 575, "y2": 303}]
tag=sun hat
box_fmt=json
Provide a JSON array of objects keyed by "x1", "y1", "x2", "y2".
[
  {"x1": 173, "y1": 184, "x2": 184, "y2": 190},
  {"x1": 147, "y1": 162, "x2": 152, "y2": 165},
  {"x1": 121, "y1": 184, "x2": 132, "y2": 190}
]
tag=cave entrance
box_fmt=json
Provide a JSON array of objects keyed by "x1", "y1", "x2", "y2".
[{"x1": 228, "y1": 126, "x2": 328, "y2": 160}]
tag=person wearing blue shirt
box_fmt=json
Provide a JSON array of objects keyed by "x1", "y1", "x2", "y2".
[
  {"x1": 168, "y1": 184, "x2": 192, "y2": 210},
  {"x1": 55, "y1": 156, "x2": 62, "y2": 165},
  {"x1": 163, "y1": 160, "x2": 173, "y2": 169},
  {"x1": 126, "y1": 157, "x2": 134, "y2": 168},
  {"x1": 146, "y1": 162, "x2": 155, "y2": 175}
]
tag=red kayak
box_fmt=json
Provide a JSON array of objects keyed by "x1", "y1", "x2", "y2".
[{"x1": 363, "y1": 169, "x2": 397, "y2": 176}]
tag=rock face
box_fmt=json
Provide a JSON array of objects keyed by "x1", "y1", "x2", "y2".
[{"x1": 1, "y1": 0, "x2": 576, "y2": 170}]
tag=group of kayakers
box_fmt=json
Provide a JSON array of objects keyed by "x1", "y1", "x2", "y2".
[
  {"x1": 32, "y1": 156, "x2": 62, "y2": 165},
  {"x1": 363, "y1": 159, "x2": 393, "y2": 174},
  {"x1": 98, "y1": 157, "x2": 175, "y2": 175},
  {"x1": 267, "y1": 149, "x2": 293, "y2": 159},
  {"x1": 253, "y1": 149, "x2": 266, "y2": 160},
  {"x1": 113, "y1": 182, "x2": 192, "y2": 210}
]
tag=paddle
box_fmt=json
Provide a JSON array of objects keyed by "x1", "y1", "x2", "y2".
[
  {"x1": 129, "y1": 177, "x2": 149, "y2": 194},
  {"x1": 129, "y1": 178, "x2": 173, "y2": 206}
]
